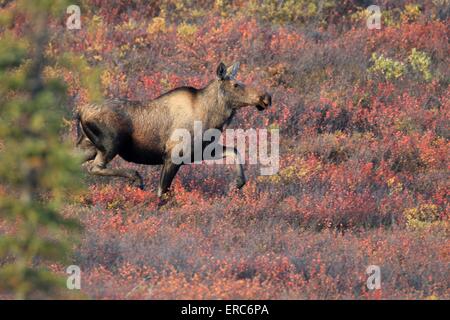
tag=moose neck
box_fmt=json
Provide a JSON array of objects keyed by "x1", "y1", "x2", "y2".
[{"x1": 198, "y1": 80, "x2": 234, "y2": 130}]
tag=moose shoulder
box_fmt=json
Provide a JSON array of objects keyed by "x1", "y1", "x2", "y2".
[{"x1": 76, "y1": 62, "x2": 272, "y2": 198}]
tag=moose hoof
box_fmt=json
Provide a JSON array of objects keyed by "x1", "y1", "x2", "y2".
[
  {"x1": 157, "y1": 191, "x2": 172, "y2": 207},
  {"x1": 132, "y1": 172, "x2": 145, "y2": 190},
  {"x1": 157, "y1": 196, "x2": 168, "y2": 207}
]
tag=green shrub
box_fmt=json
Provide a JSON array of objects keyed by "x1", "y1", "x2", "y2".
[
  {"x1": 369, "y1": 53, "x2": 406, "y2": 80},
  {"x1": 247, "y1": 0, "x2": 338, "y2": 26},
  {"x1": 369, "y1": 49, "x2": 433, "y2": 82},
  {"x1": 404, "y1": 204, "x2": 446, "y2": 231},
  {"x1": 408, "y1": 48, "x2": 432, "y2": 81}
]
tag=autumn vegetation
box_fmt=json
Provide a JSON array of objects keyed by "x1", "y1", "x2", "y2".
[{"x1": 0, "y1": 0, "x2": 448, "y2": 299}]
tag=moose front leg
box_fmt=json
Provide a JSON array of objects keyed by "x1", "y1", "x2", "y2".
[
  {"x1": 221, "y1": 145, "x2": 246, "y2": 189},
  {"x1": 157, "y1": 159, "x2": 181, "y2": 198}
]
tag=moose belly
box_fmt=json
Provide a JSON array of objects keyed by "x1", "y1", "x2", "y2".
[{"x1": 118, "y1": 142, "x2": 165, "y2": 165}]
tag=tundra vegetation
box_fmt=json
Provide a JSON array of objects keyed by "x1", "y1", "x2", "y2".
[{"x1": 0, "y1": 0, "x2": 449, "y2": 299}]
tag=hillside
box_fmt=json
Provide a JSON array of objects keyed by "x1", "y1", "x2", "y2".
[{"x1": 0, "y1": 0, "x2": 448, "y2": 299}]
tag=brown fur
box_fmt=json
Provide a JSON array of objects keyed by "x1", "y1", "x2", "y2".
[{"x1": 76, "y1": 62, "x2": 272, "y2": 198}]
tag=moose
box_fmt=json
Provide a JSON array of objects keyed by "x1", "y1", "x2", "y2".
[{"x1": 75, "y1": 62, "x2": 272, "y2": 198}]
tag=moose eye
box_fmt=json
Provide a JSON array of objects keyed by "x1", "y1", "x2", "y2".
[{"x1": 233, "y1": 83, "x2": 240, "y2": 88}]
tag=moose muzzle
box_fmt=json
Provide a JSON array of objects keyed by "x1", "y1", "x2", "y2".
[{"x1": 256, "y1": 93, "x2": 272, "y2": 111}]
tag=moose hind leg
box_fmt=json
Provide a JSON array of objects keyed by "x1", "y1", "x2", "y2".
[
  {"x1": 78, "y1": 137, "x2": 98, "y2": 163},
  {"x1": 88, "y1": 150, "x2": 144, "y2": 190}
]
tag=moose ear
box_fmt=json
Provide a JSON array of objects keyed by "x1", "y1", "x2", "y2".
[
  {"x1": 227, "y1": 62, "x2": 240, "y2": 79},
  {"x1": 216, "y1": 62, "x2": 227, "y2": 80}
]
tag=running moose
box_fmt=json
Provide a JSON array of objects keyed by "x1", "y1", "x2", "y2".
[{"x1": 76, "y1": 62, "x2": 272, "y2": 198}]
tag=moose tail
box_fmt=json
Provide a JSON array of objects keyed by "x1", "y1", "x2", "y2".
[{"x1": 74, "y1": 112, "x2": 84, "y2": 146}]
